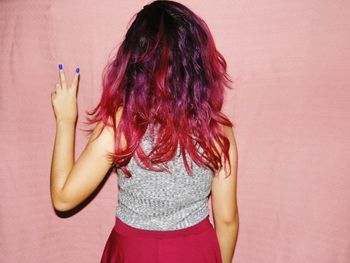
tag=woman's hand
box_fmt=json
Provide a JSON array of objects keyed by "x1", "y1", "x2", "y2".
[{"x1": 51, "y1": 64, "x2": 80, "y2": 124}]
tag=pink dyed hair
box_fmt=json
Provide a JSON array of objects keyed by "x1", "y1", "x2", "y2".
[{"x1": 83, "y1": 0, "x2": 234, "y2": 177}]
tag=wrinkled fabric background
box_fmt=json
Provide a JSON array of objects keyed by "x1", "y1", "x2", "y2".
[{"x1": 0, "y1": 0, "x2": 349, "y2": 262}]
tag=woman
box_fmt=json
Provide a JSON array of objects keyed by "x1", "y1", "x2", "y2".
[{"x1": 50, "y1": 1, "x2": 239, "y2": 262}]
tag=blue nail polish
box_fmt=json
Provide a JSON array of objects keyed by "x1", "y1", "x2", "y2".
[
  {"x1": 58, "y1": 64, "x2": 63, "y2": 70},
  {"x1": 76, "y1": 67, "x2": 80, "y2": 74}
]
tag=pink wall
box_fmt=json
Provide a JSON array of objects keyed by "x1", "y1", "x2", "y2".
[{"x1": 1, "y1": 0, "x2": 349, "y2": 262}]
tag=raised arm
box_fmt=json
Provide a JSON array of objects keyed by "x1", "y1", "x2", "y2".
[{"x1": 50, "y1": 106, "x2": 124, "y2": 212}]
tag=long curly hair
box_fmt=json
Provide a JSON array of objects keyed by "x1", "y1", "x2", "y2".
[{"x1": 83, "y1": 0, "x2": 234, "y2": 177}]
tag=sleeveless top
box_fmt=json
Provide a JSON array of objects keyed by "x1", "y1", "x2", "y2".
[{"x1": 115, "y1": 124, "x2": 215, "y2": 230}]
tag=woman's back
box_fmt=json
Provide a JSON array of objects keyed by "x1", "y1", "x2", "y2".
[{"x1": 115, "y1": 123, "x2": 214, "y2": 230}]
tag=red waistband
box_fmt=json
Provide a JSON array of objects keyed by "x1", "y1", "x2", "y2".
[{"x1": 113, "y1": 216, "x2": 212, "y2": 239}]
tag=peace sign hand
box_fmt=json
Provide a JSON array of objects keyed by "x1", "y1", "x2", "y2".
[{"x1": 51, "y1": 64, "x2": 80, "y2": 124}]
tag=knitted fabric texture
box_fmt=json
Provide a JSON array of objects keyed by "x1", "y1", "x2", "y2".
[{"x1": 115, "y1": 124, "x2": 214, "y2": 230}]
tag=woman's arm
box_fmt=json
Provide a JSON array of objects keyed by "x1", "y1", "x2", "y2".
[
  {"x1": 211, "y1": 125, "x2": 239, "y2": 263},
  {"x1": 50, "y1": 107, "x2": 124, "y2": 212},
  {"x1": 50, "y1": 66, "x2": 125, "y2": 212}
]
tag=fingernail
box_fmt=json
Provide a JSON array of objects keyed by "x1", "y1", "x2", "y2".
[
  {"x1": 76, "y1": 67, "x2": 80, "y2": 74},
  {"x1": 58, "y1": 64, "x2": 63, "y2": 70}
]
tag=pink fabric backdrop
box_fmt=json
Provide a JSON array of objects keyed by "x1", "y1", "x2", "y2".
[{"x1": 1, "y1": 0, "x2": 349, "y2": 262}]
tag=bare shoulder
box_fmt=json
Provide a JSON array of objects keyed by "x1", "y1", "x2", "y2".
[
  {"x1": 221, "y1": 124, "x2": 236, "y2": 149},
  {"x1": 89, "y1": 106, "x2": 126, "y2": 150},
  {"x1": 219, "y1": 112, "x2": 235, "y2": 139},
  {"x1": 213, "y1": 113, "x2": 238, "y2": 175}
]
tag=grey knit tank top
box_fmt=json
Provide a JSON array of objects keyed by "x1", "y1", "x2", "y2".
[{"x1": 115, "y1": 124, "x2": 215, "y2": 230}]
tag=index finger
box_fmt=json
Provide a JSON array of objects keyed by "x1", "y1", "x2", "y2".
[{"x1": 58, "y1": 64, "x2": 67, "y2": 88}]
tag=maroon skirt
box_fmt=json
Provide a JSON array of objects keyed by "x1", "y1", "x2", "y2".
[{"x1": 100, "y1": 215, "x2": 222, "y2": 263}]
